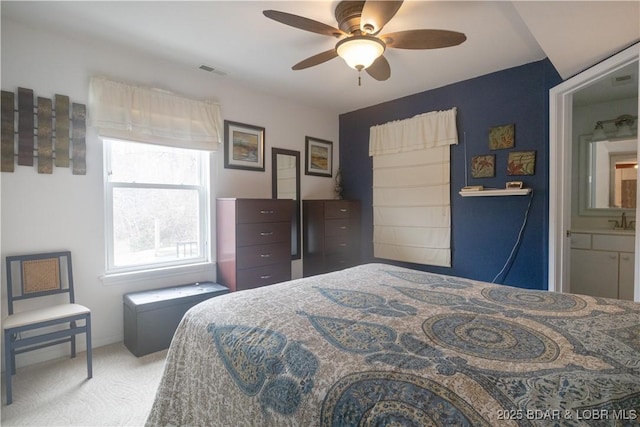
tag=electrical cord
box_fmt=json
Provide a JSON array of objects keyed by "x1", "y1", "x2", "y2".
[{"x1": 491, "y1": 191, "x2": 534, "y2": 283}]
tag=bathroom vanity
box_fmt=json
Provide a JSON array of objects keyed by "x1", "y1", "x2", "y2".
[{"x1": 570, "y1": 229, "x2": 635, "y2": 300}]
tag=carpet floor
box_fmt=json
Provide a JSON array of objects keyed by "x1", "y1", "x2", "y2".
[{"x1": 1, "y1": 342, "x2": 167, "y2": 426}]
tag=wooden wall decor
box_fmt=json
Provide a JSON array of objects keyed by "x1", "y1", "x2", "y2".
[
  {"x1": 54, "y1": 94, "x2": 70, "y2": 168},
  {"x1": 0, "y1": 87, "x2": 86, "y2": 174},
  {"x1": 38, "y1": 97, "x2": 53, "y2": 174},
  {"x1": 1, "y1": 91, "x2": 14, "y2": 172},
  {"x1": 72, "y1": 103, "x2": 86, "y2": 175},
  {"x1": 17, "y1": 88, "x2": 34, "y2": 166}
]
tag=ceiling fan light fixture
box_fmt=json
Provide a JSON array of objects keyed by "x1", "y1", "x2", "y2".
[{"x1": 336, "y1": 35, "x2": 385, "y2": 70}]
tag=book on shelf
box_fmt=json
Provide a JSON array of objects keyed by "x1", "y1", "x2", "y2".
[{"x1": 461, "y1": 185, "x2": 484, "y2": 192}]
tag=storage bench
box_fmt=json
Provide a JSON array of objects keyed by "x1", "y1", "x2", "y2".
[{"x1": 123, "y1": 281, "x2": 228, "y2": 356}]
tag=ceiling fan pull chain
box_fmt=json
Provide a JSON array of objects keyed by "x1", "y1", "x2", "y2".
[{"x1": 358, "y1": 70, "x2": 362, "y2": 86}]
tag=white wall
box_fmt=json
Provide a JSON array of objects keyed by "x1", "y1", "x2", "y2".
[{"x1": 1, "y1": 18, "x2": 338, "y2": 368}]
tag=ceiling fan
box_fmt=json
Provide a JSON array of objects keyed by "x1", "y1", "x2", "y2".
[{"x1": 263, "y1": 1, "x2": 466, "y2": 84}]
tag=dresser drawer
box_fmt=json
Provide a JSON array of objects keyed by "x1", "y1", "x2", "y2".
[
  {"x1": 592, "y1": 234, "x2": 635, "y2": 252},
  {"x1": 325, "y1": 201, "x2": 356, "y2": 219},
  {"x1": 237, "y1": 263, "x2": 291, "y2": 291},
  {"x1": 237, "y1": 222, "x2": 290, "y2": 246},
  {"x1": 325, "y1": 252, "x2": 358, "y2": 270},
  {"x1": 325, "y1": 237, "x2": 355, "y2": 253},
  {"x1": 236, "y1": 199, "x2": 292, "y2": 223},
  {"x1": 237, "y1": 243, "x2": 290, "y2": 269},
  {"x1": 570, "y1": 233, "x2": 591, "y2": 249},
  {"x1": 325, "y1": 237, "x2": 359, "y2": 269},
  {"x1": 325, "y1": 219, "x2": 352, "y2": 238}
]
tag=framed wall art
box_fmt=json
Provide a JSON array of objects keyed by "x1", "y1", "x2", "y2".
[
  {"x1": 507, "y1": 150, "x2": 536, "y2": 176},
  {"x1": 224, "y1": 120, "x2": 265, "y2": 171},
  {"x1": 471, "y1": 154, "x2": 495, "y2": 178},
  {"x1": 489, "y1": 123, "x2": 515, "y2": 150},
  {"x1": 305, "y1": 136, "x2": 332, "y2": 177}
]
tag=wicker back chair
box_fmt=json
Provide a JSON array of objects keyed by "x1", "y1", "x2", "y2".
[{"x1": 3, "y1": 251, "x2": 92, "y2": 404}]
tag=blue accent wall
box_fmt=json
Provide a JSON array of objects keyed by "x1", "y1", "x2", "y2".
[{"x1": 339, "y1": 59, "x2": 562, "y2": 290}]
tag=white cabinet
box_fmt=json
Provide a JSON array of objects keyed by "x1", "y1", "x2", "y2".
[
  {"x1": 619, "y1": 253, "x2": 635, "y2": 300},
  {"x1": 570, "y1": 231, "x2": 635, "y2": 301},
  {"x1": 571, "y1": 249, "x2": 619, "y2": 298}
]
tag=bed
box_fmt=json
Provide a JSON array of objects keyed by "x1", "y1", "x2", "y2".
[{"x1": 146, "y1": 263, "x2": 640, "y2": 426}]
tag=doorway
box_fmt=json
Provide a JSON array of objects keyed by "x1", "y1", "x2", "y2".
[{"x1": 549, "y1": 43, "x2": 639, "y2": 301}]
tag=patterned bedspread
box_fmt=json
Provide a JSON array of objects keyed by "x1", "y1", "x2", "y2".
[{"x1": 146, "y1": 263, "x2": 640, "y2": 426}]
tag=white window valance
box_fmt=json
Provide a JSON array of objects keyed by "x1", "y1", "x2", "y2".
[
  {"x1": 369, "y1": 107, "x2": 458, "y2": 156},
  {"x1": 369, "y1": 108, "x2": 458, "y2": 267},
  {"x1": 88, "y1": 76, "x2": 223, "y2": 151}
]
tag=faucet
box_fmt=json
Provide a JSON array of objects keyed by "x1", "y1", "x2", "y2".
[
  {"x1": 622, "y1": 212, "x2": 636, "y2": 230},
  {"x1": 608, "y1": 212, "x2": 635, "y2": 230}
]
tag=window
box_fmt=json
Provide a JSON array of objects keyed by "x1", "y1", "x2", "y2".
[{"x1": 104, "y1": 139, "x2": 210, "y2": 273}]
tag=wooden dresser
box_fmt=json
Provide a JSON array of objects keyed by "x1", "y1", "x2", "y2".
[
  {"x1": 217, "y1": 198, "x2": 292, "y2": 291},
  {"x1": 303, "y1": 199, "x2": 361, "y2": 277}
]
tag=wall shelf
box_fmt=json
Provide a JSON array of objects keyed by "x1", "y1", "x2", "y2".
[{"x1": 459, "y1": 188, "x2": 532, "y2": 197}]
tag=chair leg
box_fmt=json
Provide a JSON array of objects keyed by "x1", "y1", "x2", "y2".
[
  {"x1": 86, "y1": 315, "x2": 92, "y2": 379},
  {"x1": 70, "y1": 320, "x2": 77, "y2": 359},
  {"x1": 4, "y1": 330, "x2": 13, "y2": 405},
  {"x1": 9, "y1": 334, "x2": 16, "y2": 375}
]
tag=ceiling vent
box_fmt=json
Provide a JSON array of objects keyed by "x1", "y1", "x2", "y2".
[
  {"x1": 612, "y1": 74, "x2": 634, "y2": 86},
  {"x1": 199, "y1": 65, "x2": 227, "y2": 76}
]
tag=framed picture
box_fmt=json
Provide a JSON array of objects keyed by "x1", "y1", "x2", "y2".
[
  {"x1": 305, "y1": 136, "x2": 332, "y2": 177},
  {"x1": 489, "y1": 123, "x2": 515, "y2": 150},
  {"x1": 471, "y1": 154, "x2": 495, "y2": 178},
  {"x1": 224, "y1": 120, "x2": 265, "y2": 171},
  {"x1": 507, "y1": 150, "x2": 536, "y2": 176}
]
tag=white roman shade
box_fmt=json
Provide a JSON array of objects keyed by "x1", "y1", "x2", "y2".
[
  {"x1": 370, "y1": 108, "x2": 458, "y2": 267},
  {"x1": 88, "y1": 76, "x2": 223, "y2": 150}
]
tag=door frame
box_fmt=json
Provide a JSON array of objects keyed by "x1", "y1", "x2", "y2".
[{"x1": 548, "y1": 43, "x2": 639, "y2": 299}]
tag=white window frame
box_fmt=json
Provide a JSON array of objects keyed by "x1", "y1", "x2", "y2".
[{"x1": 103, "y1": 138, "x2": 211, "y2": 275}]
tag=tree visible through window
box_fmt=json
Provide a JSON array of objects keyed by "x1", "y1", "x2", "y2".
[{"x1": 104, "y1": 139, "x2": 209, "y2": 272}]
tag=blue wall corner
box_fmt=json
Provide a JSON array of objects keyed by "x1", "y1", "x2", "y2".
[{"x1": 339, "y1": 59, "x2": 562, "y2": 290}]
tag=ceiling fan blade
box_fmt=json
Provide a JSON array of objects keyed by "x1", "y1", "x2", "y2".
[
  {"x1": 366, "y1": 55, "x2": 391, "y2": 81},
  {"x1": 360, "y1": 1, "x2": 403, "y2": 34},
  {"x1": 382, "y1": 29, "x2": 467, "y2": 49},
  {"x1": 292, "y1": 49, "x2": 338, "y2": 70},
  {"x1": 263, "y1": 10, "x2": 345, "y2": 37}
]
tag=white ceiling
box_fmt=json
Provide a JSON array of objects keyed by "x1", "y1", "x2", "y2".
[{"x1": 2, "y1": 1, "x2": 639, "y2": 114}]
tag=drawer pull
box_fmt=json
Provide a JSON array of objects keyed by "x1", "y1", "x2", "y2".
[
  {"x1": 260, "y1": 274, "x2": 272, "y2": 280},
  {"x1": 340, "y1": 226, "x2": 347, "y2": 230},
  {"x1": 339, "y1": 208, "x2": 348, "y2": 212},
  {"x1": 260, "y1": 210, "x2": 275, "y2": 214},
  {"x1": 339, "y1": 243, "x2": 348, "y2": 247},
  {"x1": 260, "y1": 253, "x2": 272, "y2": 258},
  {"x1": 260, "y1": 231, "x2": 274, "y2": 236}
]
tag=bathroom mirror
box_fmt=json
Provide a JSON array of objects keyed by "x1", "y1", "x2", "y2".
[
  {"x1": 578, "y1": 135, "x2": 637, "y2": 215},
  {"x1": 272, "y1": 148, "x2": 301, "y2": 259}
]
